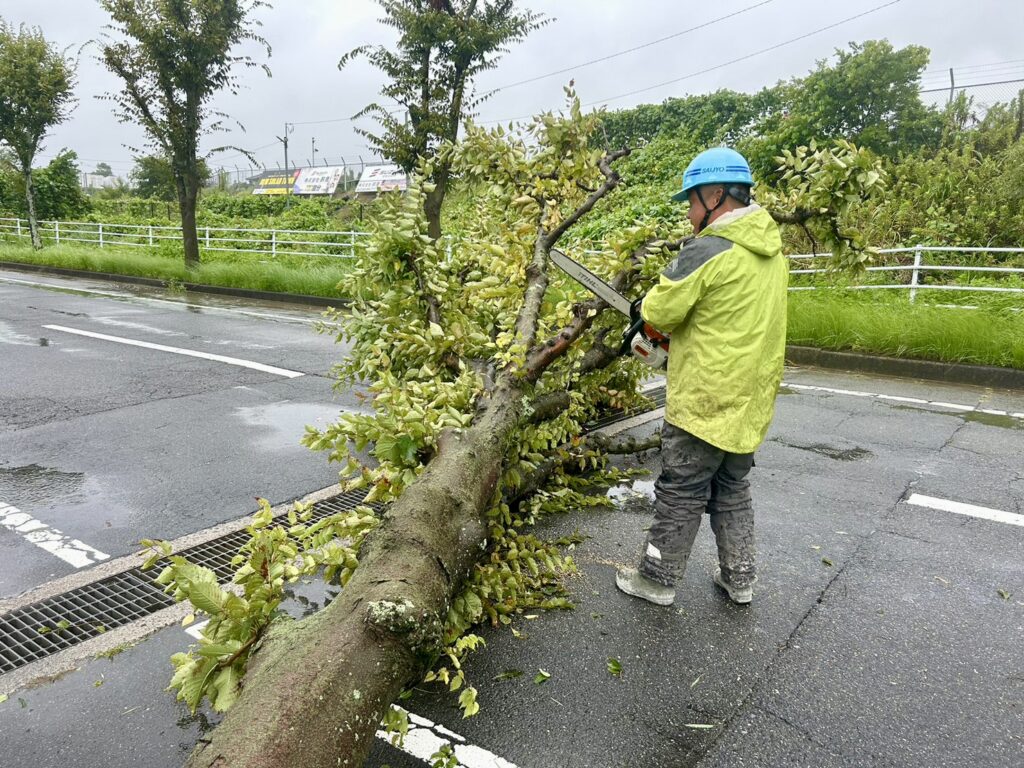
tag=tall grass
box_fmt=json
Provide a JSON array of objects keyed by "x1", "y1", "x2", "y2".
[
  {"x1": 0, "y1": 242, "x2": 352, "y2": 298},
  {"x1": 788, "y1": 291, "x2": 1024, "y2": 370}
]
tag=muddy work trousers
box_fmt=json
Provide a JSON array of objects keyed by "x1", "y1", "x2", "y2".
[{"x1": 640, "y1": 423, "x2": 756, "y2": 589}]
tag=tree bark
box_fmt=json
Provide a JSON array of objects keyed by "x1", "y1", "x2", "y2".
[
  {"x1": 176, "y1": 173, "x2": 201, "y2": 270},
  {"x1": 23, "y1": 167, "x2": 42, "y2": 250},
  {"x1": 186, "y1": 381, "x2": 526, "y2": 768},
  {"x1": 424, "y1": 165, "x2": 448, "y2": 241}
]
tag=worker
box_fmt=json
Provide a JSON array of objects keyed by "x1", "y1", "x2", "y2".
[{"x1": 615, "y1": 146, "x2": 788, "y2": 606}]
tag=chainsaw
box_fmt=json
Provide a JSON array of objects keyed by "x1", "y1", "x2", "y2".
[{"x1": 550, "y1": 249, "x2": 670, "y2": 369}]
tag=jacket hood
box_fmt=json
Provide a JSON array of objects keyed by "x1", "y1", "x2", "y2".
[{"x1": 702, "y1": 204, "x2": 782, "y2": 258}]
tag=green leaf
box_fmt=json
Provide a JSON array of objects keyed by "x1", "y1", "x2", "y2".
[
  {"x1": 458, "y1": 686, "x2": 480, "y2": 718},
  {"x1": 187, "y1": 581, "x2": 225, "y2": 615},
  {"x1": 0, "y1": 694, "x2": 7, "y2": 704},
  {"x1": 821, "y1": 557, "x2": 834, "y2": 567},
  {"x1": 997, "y1": 588, "x2": 1012, "y2": 600},
  {"x1": 607, "y1": 657, "x2": 623, "y2": 677},
  {"x1": 493, "y1": 669, "x2": 523, "y2": 681},
  {"x1": 533, "y1": 669, "x2": 550, "y2": 685}
]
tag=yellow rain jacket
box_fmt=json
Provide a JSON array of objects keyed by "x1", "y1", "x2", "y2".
[{"x1": 641, "y1": 204, "x2": 788, "y2": 454}]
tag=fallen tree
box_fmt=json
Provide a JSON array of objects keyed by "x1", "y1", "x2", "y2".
[{"x1": 143, "y1": 95, "x2": 887, "y2": 768}]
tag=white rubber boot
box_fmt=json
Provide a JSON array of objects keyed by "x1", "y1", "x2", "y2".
[
  {"x1": 615, "y1": 567, "x2": 675, "y2": 606},
  {"x1": 713, "y1": 567, "x2": 753, "y2": 605}
]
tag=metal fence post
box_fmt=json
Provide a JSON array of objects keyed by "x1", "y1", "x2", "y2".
[
  {"x1": 909, "y1": 246, "x2": 922, "y2": 303},
  {"x1": 54, "y1": 221, "x2": 60, "y2": 244},
  {"x1": 148, "y1": 225, "x2": 154, "y2": 246},
  {"x1": 98, "y1": 223, "x2": 104, "y2": 248},
  {"x1": 204, "y1": 226, "x2": 210, "y2": 248},
  {"x1": 271, "y1": 230, "x2": 277, "y2": 256},
  {"x1": 16, "y1": 218, "x2": 22, "y2": 237}
]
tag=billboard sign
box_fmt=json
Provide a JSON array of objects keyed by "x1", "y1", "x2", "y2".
[
  {"x1": 252, "y1": 169, "x2": 300, "y2": 195},
  {"x1": 293, "y1": 166, "x2": 347, "y2": 195},
  {"x1": 355, "y1": 164, "x2": 408, "y2": 194}
]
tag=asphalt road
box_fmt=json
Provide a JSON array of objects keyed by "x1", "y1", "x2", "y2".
[
  {"x1": 1, "y1": 271, "x2": 1022, "y2": 767},
  {"x1": 0, "y1": 269, "x2": 356, "y2": 599}
]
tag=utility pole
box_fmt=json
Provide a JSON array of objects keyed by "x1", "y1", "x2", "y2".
[
  {"x1": 275, "y1": 122, "x2": 294, "y2": 208},
  {"x1": 948, "y1": 67, "x2": 955, "y2": 106},
  {"x1": 311, "y1": 137, "x2": 318, "y2": 168}
]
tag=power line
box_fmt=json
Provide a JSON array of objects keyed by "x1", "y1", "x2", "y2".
[
  {"x1": 920, "y1": 65, "x2": 1024, "y2": 88},
  {"x1": 488, "y1": 0, "x2": 776, "y2": 93},
  {"x1": 920, "y1": 77, "x2": 1024, "y2": 95},
  {"x1": 583, "y1": 0, "x2": 906, "y2": 107},
  {"x1": 922, "y1": 58, "x2": 1024, "y2": 79},
  {"x1": 288, "y1": 107, "x2": 406, "y2": 127}
]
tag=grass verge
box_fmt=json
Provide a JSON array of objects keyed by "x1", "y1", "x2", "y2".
[
  {"x1": 0, "y1": 241, "x2": 353, "y2": 299},
  {"x1": 788, "y1": 291, "x2": 1024, "y2": 370},
  {"x1": 4, "y1": 242, "x2": 1022, "y2": 370}
]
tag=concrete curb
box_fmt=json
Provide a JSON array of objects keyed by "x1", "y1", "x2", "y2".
[
  {"x1": 786, "y1": 345, "x2": 1024, "y2": 392},
  {"x1": 0, "y1": 260, "x2": 346, "y2": 308}
]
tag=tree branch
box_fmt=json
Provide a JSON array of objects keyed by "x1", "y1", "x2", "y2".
[
  {"x1": 505, "y1": 430, "x2": 661, "y2": 506},
  {"x1": 542, "y1": 148, "x2": 630, "y2": 249}
]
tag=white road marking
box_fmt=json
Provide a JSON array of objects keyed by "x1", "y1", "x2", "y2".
[
  {"x1": 184, "y1": 619, "x2": 210, "y2": 639},
  {"x1": 782, "y1": 382, "x2": 1024, "y2": 419},
  {"x1": 42, "y1": 324, "x2": 305, "y2": 378},
  {"x1": 0, "y1": 502, "x2": 110, "y2": 568},
  {"x1": 0, "y1": 275, "x2": 333, "y2": 326},
  {"x1": 905, "y1": 494, "x2": 1024, "y2": 528},
  {"x1": 377, "y1": 705, "x2": 518, "y2": 768}
]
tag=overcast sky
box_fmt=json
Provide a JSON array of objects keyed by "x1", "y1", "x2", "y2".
[{"x1": 4, "y1": 0, "x2": 1023, "y2": 178}]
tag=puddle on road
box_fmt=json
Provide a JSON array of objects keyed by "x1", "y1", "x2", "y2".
[
  {"x1": 773, "y1": 440, "x2": 873, "y2": 461},
  {"x1": 606, "y1": 479, "x2": 657, "y2": 514},
  {"x1": 235, "y1": 401, "x2": 355, "y2": 451},
  {"x1": 0, "y1": 320, "x2": 47, "y2": 347},
  {"x1": 892, "y1": 403, "x2": 1024, "y2": 430},
  {"x1": 0, "y1": 464, "x2": 85, "y2": 506},
  {"x1": 91, "y1": 316, "x2": 189, "y2": 338},
  {"x1": 961, "y1": 411, "x2": 1023, "y2": 430}
]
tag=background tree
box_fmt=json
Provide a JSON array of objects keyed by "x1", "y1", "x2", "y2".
[
  {"x1": 0, "y1": 21, "x2": 77, "y2": 248},
  {"x1": 99, "y1": 0, "x2": 270, "y2": 268},
  {"x1": 341, "y1": 0, "x2": 546, "y2": 240},
  {"x1": 746, "y1": 40, "x2": 942, "y2": 177},
  {"x1": 0, "y1": 148, "x2": 89, "y2": 220},
  {"x1": 131, "y1": 154, "x2": 211, "y2": 201},
  {"x1": 93, "y1": 161, "x2": 114, "y2": 176}
]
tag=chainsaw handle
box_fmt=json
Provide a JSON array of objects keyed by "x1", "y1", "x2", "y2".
[{"x1": 620, "y1": 316, "x2": 645, "y2": 357}]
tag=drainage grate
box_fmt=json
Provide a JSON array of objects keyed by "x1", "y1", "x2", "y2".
[
  {"x1": 0, "y1": 490, "x2": 375, "y2": 675},
  {"x1": 0, "y1": 570, "x2": 173, "y2": 673},
  {"x1": 0, "y1": 396, "x2": 663, "y2": 676}
]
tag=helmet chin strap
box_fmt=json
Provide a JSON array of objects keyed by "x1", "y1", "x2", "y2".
[
  {"x1": 694, "y1": 185, "x2": 751, "y2": 233},
  {"x1": 694, "y1": 187, "x2": 724, "y2": 234}
]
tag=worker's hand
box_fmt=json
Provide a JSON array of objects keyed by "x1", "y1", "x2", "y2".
[{"x1": 629, "y1": 296, "x2": 643, "y2": 323}]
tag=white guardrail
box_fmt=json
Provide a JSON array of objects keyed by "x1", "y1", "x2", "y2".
[
  {"x1": 789, "y1": 246, "x2": 1024, "y2": 301},
  {"x1": 0, "y1": 217, "x2": 368, "y2": 260},
  {"x1": 1, "y1": 217, "x2": 1022, "y2": 300}
]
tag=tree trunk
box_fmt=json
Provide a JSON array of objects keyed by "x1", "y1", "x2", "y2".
[
  {"x1": 423, "y1": 167, "x2": 448, "y2": 242},
  {"x1": 176, "y1": 174, "x2": 201, "y2": 269},
  {"x1": 185, "y1": 382, "x2": 526, "y2": 768},
  {"x1": 23, "y1": 167, "x2": 42, "y2": 250}
]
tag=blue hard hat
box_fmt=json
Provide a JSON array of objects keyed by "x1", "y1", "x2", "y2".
[{"x1": 671, "y1": 147, "x2": 754, "y2": 202}]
